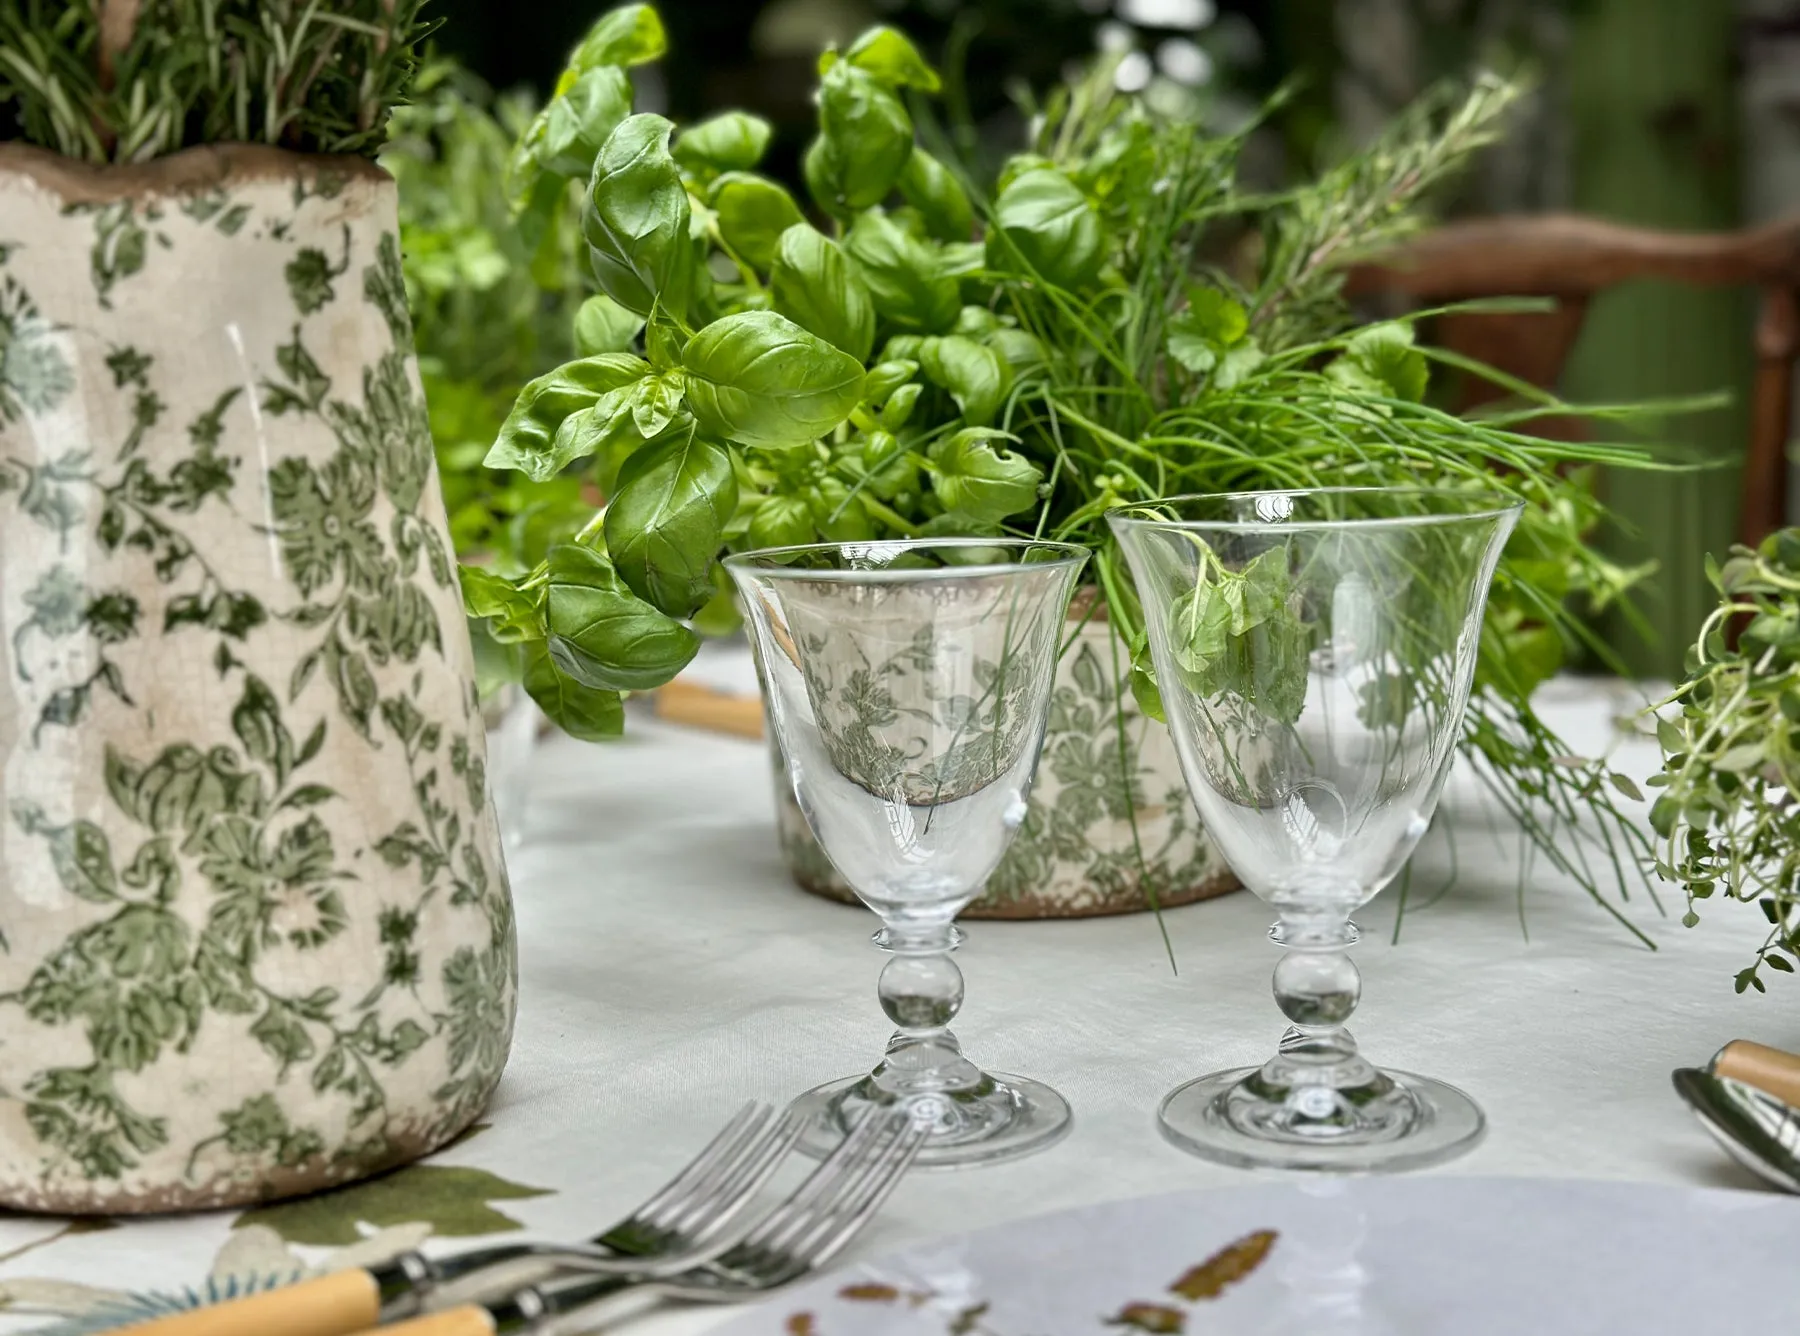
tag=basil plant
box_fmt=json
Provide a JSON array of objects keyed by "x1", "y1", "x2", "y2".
[{"x1": 466, "y1": 7, "x2": 1044, "y2": 740}]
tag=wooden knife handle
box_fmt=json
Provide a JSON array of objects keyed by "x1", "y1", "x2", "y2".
[
  {"x1": 115, "y1": 1269, "x2": 380, "y2": 1336},
  {"x1": 655, "y1": 679, "x2": 764, "y2": 739},
  {"x1": 344, "y1": 1307, "x2": 496, "y2": 1336},
  {"x1": 1714, "y1": 1039, "x2": 1800, "y2": 1110}
]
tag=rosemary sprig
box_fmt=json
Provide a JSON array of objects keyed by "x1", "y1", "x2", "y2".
[
  {"x1": 996, "y1": 67, "x2": 1668, "y2": 928},
  {"x1": 0, "y1": 0, "x2": 436, "y2": 164}
]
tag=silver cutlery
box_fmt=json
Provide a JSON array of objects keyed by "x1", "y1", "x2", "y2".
[
  {"x1": 113, "y1": 1101, "x2": 804, "y2": 1336},
  {"x1": 1673, "y1": 1041, "x2": 1800, "y2": 1194},
  {"x1": 358, "y1": 1104, "x2": 927, "y2": 1335}
]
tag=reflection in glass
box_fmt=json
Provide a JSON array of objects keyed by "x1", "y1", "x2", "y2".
[
  {"x1": 1110, "y1": 489, "x2": 1519, "y2": 1172},
  {"x1": 728, "y1": 539, "x2": 1087, "y2": 1167}
]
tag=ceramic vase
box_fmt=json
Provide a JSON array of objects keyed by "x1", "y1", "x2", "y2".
[
  {"x1": 772, "y1": 606, "x2": 1240, "y2": 918},
  {"x1": 0, "y1": 145, "x2": 514, "y2": 1212}
]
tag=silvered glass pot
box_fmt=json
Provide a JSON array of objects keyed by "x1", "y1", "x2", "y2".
[
  {"x1": 1109, "y1": 489, "x2": 1520, "y2": 1172},
  {"x1": 727, "y1": 539, "x2": 1087, "y2": 1167}
]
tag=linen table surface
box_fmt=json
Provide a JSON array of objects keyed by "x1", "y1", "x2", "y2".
[{"x1": 0, "y1": 673, "x2": 1787, "y2": 1334}]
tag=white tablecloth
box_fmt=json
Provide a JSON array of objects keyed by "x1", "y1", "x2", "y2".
[{"x1": 0, "y1": 671, "x2": 1790, "y2": 1332}]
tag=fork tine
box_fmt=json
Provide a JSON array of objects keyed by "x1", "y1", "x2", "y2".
[
  {"x1": 634, "y1": 1103, "x2": 779, "y2": 1230},
  {"x1": 727, "y1": 1109, "x2": 910, "y2": 1265},
  {"x1": 515, "y1": 1111, "x2": 926, "y2": 1331},
  {"x1": 665, "y1": 1107, "x2": 809, "y2": 1240},
  {"x1": 631, "y1": 1101, "x2": 769, "y2": 1221},
  {"x1": 783, "y1": 1115, "x2": 927, "y2": 1273}
]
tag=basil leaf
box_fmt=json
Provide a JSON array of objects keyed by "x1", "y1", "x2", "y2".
[
  {"x1": 1169, "y1": 568, "x2": 1309, "y2": 725},
  {"x1": 953, "y1": 306, "x2": 998, "y2": 338},
  {"x1": 920, "y1": 334, "x2": 1010, "y2": 426},
  {"x1": 995, "y1": 153, "x2": 1055, "y2": 194},
  {"x1": 521, "y1": 640, "x2": 625, "y2": 742},
  {"x1": 843, "y1": 211, "x2": 959, "y2": 334},
  {"x1": 485, "y1": 353, "x2": 652, "y2": 481},
  {"x1": 532, "y1": 65, "x2": 633, "y2": 179},
  {"x1": 644, "y1": 312, "x2": 685, "y2": 369},
  {"x1": 681, "y1": 310, "x2": 866, "y2": 449},
  {"x1": 811, "y1": 62, "x2": 913, "y2": 213},
  {"x1": 567, "y1": 3, "x2": 667, "y2": 72},
  {"x1": 574, "y1": 293, "x2": 645, "y2": 356},
  {"x1": 988, "y1": 327, "x2": 1048, "y2": 376},
  {"x1": 552, "y1": 388, "x2": 649, "y2": 489},
  {"x1": 863, "y1": 359, "x2": 918, "y2": 403},
  {"x1": 801, "y1": 138, "x2": 841, "y2": 219},
  {"x1": 1171, "y1": 582, "x2": 1233, "y2": 677},
  {"x1": 629, "y1": 369, "x2": 687, "y2": 438},
  {"x1": 459, "y1": 566, "x2": 541, "y2": 645},
  {"x1": 880, "y1": 381, "x2": 922, "y2": 430},
  {"x1": 917, "y1": 512, "x2": 1001, "y2": 539},
  {"x1": 941, "y1": 240, "x2": 986, "y2": 279},
  {"x1": 769, "y1": 223, "x2": 876, "y2": 363},
  {"x1": 709, "y1": 172, "x2": 805, "y2": 271},
  {"x1": 583, "y1": 114, "x2": 693, "y2": 318},
  {"x1": 988, "y1": 166, "x2": 1105, "y2": 289},
  {"x1": 544, "y1": 543, "x2": 699, "y2": 693},
  {"x1": 747, "y1": 494, "x2": 816, "y2": 550},
  {"x1": 1129, "y1": 647, "x2": 1166, "y2": 724},
  {"x1": 674, "y1": 111, "x2": 774, "y2": 177},
  {"x1": 898, "y1": 147, "x2": 972, "y2": 241},
  {"x1": 843, "y1": 26, "x2": 942, "y2": 91},
  {"x1": 603, "y1": 433, "x2": 739, "y2": 616},
  {"x1": 927, "y1": 427, "x2": 1043, "y2": 522},
  {"x1": 807, "y1": 477, "x2": 876, "y2": 542},
  {"x1": 505, "y1": 55, "x2": 634, "y2": 235},
  {"x1": 858, "y1": 429, "x2": 917, "y2": 501}
]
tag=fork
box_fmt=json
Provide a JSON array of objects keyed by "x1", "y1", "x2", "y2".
[
  {"x1": 116, "y1": 1101, "x2": 805, "y2": 1336},
  {"x1": 356, "y1": 1106, "x2": 928, "y2": 1335}
]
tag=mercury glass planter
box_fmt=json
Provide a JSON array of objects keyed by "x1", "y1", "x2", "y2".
[{"x1": 0, "y1": 145, "x2": 515, "y2": 1212}]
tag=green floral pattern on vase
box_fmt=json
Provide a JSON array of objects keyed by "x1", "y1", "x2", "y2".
[
  {"x1": 773, "y1": 615, "x2": 1238, "y2": 918},
  {"x1": 0, "y1": 145, "x2": 514, "y2": 1213}
]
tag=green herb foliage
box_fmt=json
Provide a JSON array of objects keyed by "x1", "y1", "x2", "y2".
[
  {"x1": 0, "y1": 0, "x2": 433, "y2": 163},
  {"x1": 459, "y1": 7, "x2": 1661, "y2": 922},
  {"x1": 1652, "y1": 532, "x2": 1800, "y2": 990},
  {"x1": 381, "y1": 61, "x2": 591, "y2": 618}
]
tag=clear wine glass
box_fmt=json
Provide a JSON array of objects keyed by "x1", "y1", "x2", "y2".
[
  {"x1": 726, "y1": 538, "x2": 1088, "y2": 1167},
  {"x1": 1108, "y1": 489, "x2": 1520, "y2": 1172}
]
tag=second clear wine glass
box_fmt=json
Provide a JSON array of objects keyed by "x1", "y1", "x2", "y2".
[
  {"x1": 726, "y1": 539, "x2": 1087, "y2": 1168},
  {"x1": 1109, "y1": 488, "x2": 1519, "y2": 1172}
]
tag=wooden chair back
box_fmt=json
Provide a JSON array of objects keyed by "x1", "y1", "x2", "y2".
[{"x1": 1344, "y1": 215, "x2": 1800, "y2": 545}]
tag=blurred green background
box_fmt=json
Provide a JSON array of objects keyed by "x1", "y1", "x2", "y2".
[{"x1": 422, "y1": 0, "x2": 1779, "y2": 679}]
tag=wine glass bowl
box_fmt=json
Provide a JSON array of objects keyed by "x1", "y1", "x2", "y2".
[
  {"x1": 727, "y1": 539, "x2": 1087, "y2": 1167},
  {"x1": 1109, "y1": 488, "x2": 1520, "y2": 1172}
]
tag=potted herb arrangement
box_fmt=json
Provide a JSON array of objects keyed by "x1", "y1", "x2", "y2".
[
  {"x1": 1652, "y1": 532, "x2": 1800, "y2": 992},
  {"x1": 463, "y1": 6, "x2": 1654, "y2": 930},
  {"x1": 0, "y1": 4, "x2": 513, "y2": 1210}
]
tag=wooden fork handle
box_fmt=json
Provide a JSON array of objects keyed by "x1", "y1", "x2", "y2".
[
  {"x1": 115, "y1": 1269, "x2": 380, "y2": 1336},
  {"x1": 343, "y1": 1307, "x2": 495, "y2": 1336},
  {"x1": 1715, "y1": 1039, "x2": 1800, "y2": 1110}
]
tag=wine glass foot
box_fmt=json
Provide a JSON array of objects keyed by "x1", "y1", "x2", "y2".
[
  {"x1": 1158, "y1": 1066, "x2": 1485, "y2": 1172},
  {"x1": 790, "y1": 1070, "x2": 1072, "y2": 1169}
]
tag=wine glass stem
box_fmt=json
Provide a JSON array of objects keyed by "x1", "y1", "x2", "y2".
[
  {"x1": 870, "y1": 924, "x2": 982, "y2": 1099},
  {"x1": 1270, "y1": 918, "x2": 1366, "y2": 1073}
]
